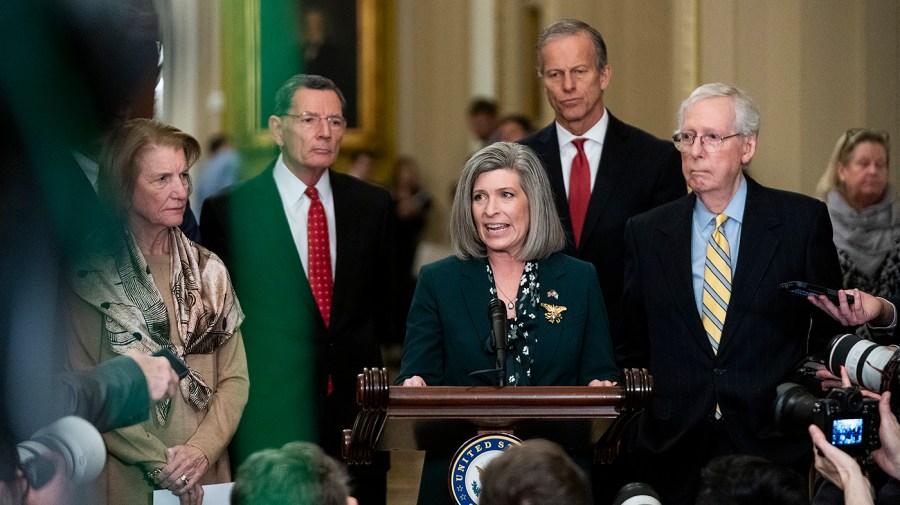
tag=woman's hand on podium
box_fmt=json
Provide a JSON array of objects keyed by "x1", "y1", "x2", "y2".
[
  {"x1": 588, "y1": 379, "x2": 617, "y2": 387},
  {"x1": 402, "y1": 376, "x2": 427, "y2": 386}
]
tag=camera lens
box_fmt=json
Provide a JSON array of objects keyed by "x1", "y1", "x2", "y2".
[
  {"x1": 773, "y1": 383, "x2": 818, "y2": 433},
  {"x1": 612, "y1": 482, "x2": 661, "y2": 505},
  {"x1": 16, "y1": 416, "x2": 105, "y2": 488},
  {"x1": 827, "y1": 334, "x2": 899, "y2": 393}
]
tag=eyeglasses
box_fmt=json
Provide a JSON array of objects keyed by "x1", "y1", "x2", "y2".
[
  {"x1": 672, "y1": 132, "x2": 742, "y2": 153},
  {"x1": 282, "y1": 113, "x2": 347, "y2": 131}
]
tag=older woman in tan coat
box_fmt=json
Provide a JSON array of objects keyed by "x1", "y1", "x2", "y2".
[{"x1": 67, "y1": 119, "x2": 248, "y2": 505}]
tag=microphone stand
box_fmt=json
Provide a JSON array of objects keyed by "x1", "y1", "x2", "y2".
[
  {"x1": 495, "y1": 325, "x2": 507, "y2": 387},
  {"x1": 469, "y1": 299, "x2": 508, "y2": 386}
]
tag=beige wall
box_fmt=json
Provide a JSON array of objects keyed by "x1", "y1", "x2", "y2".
[
  {"x1": 389, "y1": 0, "x2": 900, "y2": 245},
  {"x1": 699, "y1": 0, "x2": 900, "y2": 196},
  {"x1": 182, "y1": 1, "x2": 900, "y2": 245},
  {"x1": 395, "y1": 0, "x2": 685, "y2": 244},
  {"x1": 393, "y1": 0, "x2": 473, "y2": 244}
]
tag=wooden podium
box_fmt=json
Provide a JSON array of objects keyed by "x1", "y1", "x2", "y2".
[{"x1": 342, "y1": 368, "x2": 652, "y2": 465}]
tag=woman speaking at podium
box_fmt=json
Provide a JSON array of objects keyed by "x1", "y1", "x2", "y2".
[{"x1": 396, "y1": 142, "x2": 618, "y2": 504}]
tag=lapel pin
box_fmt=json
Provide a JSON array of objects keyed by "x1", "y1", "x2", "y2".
[{"x1": 540, "y1": 303, "x2": 567, "y2": 324}]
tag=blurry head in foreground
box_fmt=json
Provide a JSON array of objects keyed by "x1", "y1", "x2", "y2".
[
  {"x1": 231, "y1": 441, "x2": 357, "y2": 505},
  {"x1": 478, "y1": 439, "x2": 591, "y2": 505}
]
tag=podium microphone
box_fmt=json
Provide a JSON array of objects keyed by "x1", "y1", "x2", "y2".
[{"x1": 488, "y1": 298, "x2": 508, "y2": 386}]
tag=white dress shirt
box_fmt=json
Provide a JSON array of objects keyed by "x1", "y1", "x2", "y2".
[
  {"x1": 555, "y1": 109, "x2": 610, "y2": 197},
  {"x1": 272, "y1": 154, "x2": 337, "y2": 278}
]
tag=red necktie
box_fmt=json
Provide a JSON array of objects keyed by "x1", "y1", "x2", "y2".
[
  {"x1": 568, "y1": 138, "x2": 590, "y2": 247},
  {"x1": 306, "y1": 187, "x2": 334, "y2": 396},
  {"x1": 306, "y1": 187, "x2": 333, "y2": 327}
]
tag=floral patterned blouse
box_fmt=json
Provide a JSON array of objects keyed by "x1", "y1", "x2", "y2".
[{"x1": 486, "y1": 261, "x2": 540, "y2": 385}]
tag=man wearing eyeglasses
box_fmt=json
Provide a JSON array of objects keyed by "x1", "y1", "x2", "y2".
[
  {"x1": 518, "y1": 19, "x2": 685, "y2": 369},
  {"x1": 620, "y1": 83, "x2": 845, "y2": 504},
  {"x1": 201, "y1": 74, "x2": 392, "y2": 505}
]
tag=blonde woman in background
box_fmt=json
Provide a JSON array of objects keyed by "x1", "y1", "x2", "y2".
[{"x1": 817, "y1": 129, "x2": 897, "y2": 298}]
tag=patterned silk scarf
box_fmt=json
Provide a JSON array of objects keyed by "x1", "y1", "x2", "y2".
[
  {"x1": 486, "y1": 261, "x2": 540, "y2": 386},
  {"x1": 71, "y1": 227, "x2": 244, "y2": 423}
]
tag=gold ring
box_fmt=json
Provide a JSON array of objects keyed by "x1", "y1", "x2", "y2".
[{"x1": 180, "y1": 474, "x2": 189, "y2": 486}]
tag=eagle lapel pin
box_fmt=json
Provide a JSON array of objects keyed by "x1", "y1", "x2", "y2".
[{"x1": 540, "y1": 303, "x2": 567, "y2": 324}]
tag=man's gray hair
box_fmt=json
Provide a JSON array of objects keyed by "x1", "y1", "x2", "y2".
[
  {"x1": 677, "y1": 82, "x2": 760, "y2": 136},
  {"x1": 450, "y1": 142, "x2": 566, "y2": 262},
  {"x1": 536, "y1": 19, "x2": 607, "y2": 76},
  {"x1": 273, "y1": 74, "x2": 347, "y2": 116}
]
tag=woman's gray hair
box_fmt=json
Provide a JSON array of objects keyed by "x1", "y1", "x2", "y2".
[
  {"x1": 450, "y1": 142, "x2": 566, "y2": 262},
  {"x1": 676, "y1": 82, "x2": 760, "y2": 136},
  {"x1": 816, "y1": 128, "x2": 891, "y2": 199}
]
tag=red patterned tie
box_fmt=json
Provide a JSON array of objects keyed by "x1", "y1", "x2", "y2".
[
  {"x1": 307, "y1": 187, "x2": 334, "y2": 396},
  {"x1": 306, "y1": 187, "x2": 333, "y2": 327},
  {"x1": 568, "y1": 138, "x2": 590, "y2": 247}
]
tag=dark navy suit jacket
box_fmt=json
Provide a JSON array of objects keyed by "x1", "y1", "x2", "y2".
[
  {"x1": 623, "y1": 176, "x2": 844, "y2": 464},
  {"x1": 520, "y1": 113, "x2": 685, "y2": 366}
]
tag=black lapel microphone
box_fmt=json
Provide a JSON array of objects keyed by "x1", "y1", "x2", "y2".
[{"x1": 488, "y1": 298, "x2": 508, "y2": 386}]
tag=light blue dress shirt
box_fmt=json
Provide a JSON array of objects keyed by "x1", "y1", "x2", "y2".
[{"x1": 691, "y1": 176, "x2": 748, "y2": 315}]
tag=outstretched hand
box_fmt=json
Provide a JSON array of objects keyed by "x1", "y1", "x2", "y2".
[
  {"x1": 124, "y1": 349, "x2": 179, "y2": 401},
  {"x1": 807, "y1": 289, "x2": 888, "y2": 327}
]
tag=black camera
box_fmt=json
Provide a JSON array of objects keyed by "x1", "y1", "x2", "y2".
[{"x1": 774, "y1": 383, "x2": 880, "y2": 456}]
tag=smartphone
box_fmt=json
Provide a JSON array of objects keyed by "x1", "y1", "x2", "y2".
[
  {"x1": 779, "y1": 281, "x2": 855, "y2": 305},
  {"x1": 152, "y1": 348, "x2": 190, "y2": 379}
]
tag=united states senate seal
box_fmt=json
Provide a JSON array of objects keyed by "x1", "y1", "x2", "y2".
[{"x1": 448, "y1": 433, "x2": 522, "y2": 504}]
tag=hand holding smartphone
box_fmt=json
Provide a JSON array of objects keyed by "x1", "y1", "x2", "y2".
[
  {"x1": 152, "y1": 347, "x2": 190, "y2": 379},
  {"x1": 779, "y1": 281, "x2": 855, "y2": 305}
]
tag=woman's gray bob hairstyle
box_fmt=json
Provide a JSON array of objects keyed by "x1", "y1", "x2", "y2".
[{"x1": 450, "y1": 142, "x2": 566, "y2": 261}]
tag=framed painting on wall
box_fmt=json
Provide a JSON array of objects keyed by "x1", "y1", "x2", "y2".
[{"x1": 223, "y1": 0, "x2": 377, "y2": 152}]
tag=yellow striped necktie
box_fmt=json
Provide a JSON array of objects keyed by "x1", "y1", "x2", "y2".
[
  {"x1": 702, "y1": 214, "x2": 731, "y2": 354},
  {"x1": 703, "y1": 214, "x2": 731, "y2": 419}
]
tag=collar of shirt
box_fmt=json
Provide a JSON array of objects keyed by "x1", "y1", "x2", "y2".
[
  {"x1": 692, "y1": 175, "x2": 748, "y2": 237},
  {"x1": 555, "y1": 109, "x2": 609, "y2": 196},
  {"x1": 273, "y1": 153, "x2": 334, "y2": 209},
  {"x1": 272, "y1": 153, "x2": 337, "y2": 278},
  {"x1": 690, "y1": 175, "x2": 748, "y2": 313}
]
